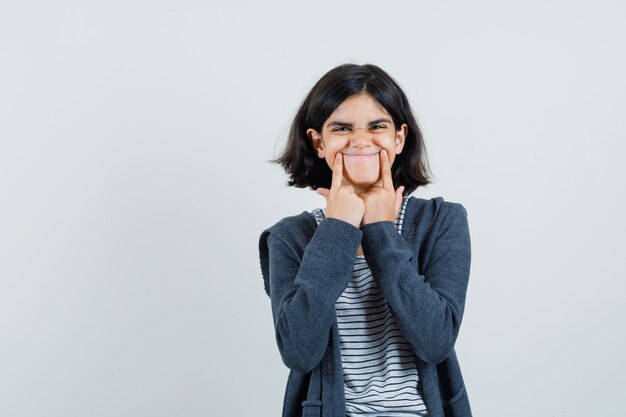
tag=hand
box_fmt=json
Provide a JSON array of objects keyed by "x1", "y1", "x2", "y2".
[
  {"x1": 359, "y1": 149, "x2": 405, "y2": 226},
  {"x1": 316, "y1": 153, "x2": 365, "y2": 228}
]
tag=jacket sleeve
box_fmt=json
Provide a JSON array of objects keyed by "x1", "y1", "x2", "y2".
[
  {"x1": 360, "y1": 203, "x2": 471, "y2": 364},
  {"x1": 263, "y1": 218, "x2": 362, "y2": 373}
]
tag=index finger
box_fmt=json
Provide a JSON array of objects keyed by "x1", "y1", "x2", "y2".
[
  {"x1": 380, "y1": 149, "x2": 394, "y2": 189},
  {"x1": 331, "y1": 152, "x2": 343, "y2": 190}
]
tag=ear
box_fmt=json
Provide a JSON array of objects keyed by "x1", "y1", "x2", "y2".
[
  {"x1": 394, "y1": 124, "x2": 408, "y2": 154},
  {"x1": 306, "y1": 128, "x2": 325, "y2": 158}
]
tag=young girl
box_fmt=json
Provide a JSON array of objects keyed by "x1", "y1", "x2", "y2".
[{"x1": 259, "y1": 64, "x2": 472, "y2": 417}]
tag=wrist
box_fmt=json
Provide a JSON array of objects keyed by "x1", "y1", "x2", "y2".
[{"x1": 361, "y1": 215, "x2": 396, "y2": 226}]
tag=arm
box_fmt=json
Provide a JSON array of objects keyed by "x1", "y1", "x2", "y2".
[
  {"x1": 265, "y1": 218, "x2": 362, "y2": 373},
  {"x1": 360, "y1": 203, "x2": 471, "y2": 364}
]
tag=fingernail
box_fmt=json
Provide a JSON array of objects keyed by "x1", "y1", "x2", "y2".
[{"x1": 382, "y1": 149, "x2": 387, "y2": 155}]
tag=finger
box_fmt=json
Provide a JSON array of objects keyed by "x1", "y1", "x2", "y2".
[
  {"x1": 380, "y1": 149, "x2": 394, "y2": 189},
  {"x1": 394, "y1": 186, "x2": 405, "y2": 214},
  {"x1": 331, "y1": 152, "x2": 343, "y2": 190},
  {"x1": 316, "y1": 187, "x2": 330, "y2": 198},
  {"x1": 341, "y1": 182, "x2": 355, "y2": 193},
  {"x1": 395, "y1": 185, "x2": 405, "y2": 201}
]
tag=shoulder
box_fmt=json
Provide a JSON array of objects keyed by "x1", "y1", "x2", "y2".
[
  {"x1": 405, "y1": 194, "x2": 467, "y2": 220},
  {"x1": 260, "y1": 211, "x2": 317, "y2": 244},
  {"x1": 406, "y1": 195, "x2": 467, "y2": 217},
  {"x1": 258, "y1": 211, "x2": 317, "y2": 295},
  {"x1": 401, "y1": 195, "x2": 471, "y2": 274},
  {"x1": 402, "y1": 195, "x2": 469, "y2": 239}
]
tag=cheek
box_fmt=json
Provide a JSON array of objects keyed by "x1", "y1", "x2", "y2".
[
  {"x1": 323, "y1": 141, "x2": 347, "y2": 167},
  {"x1": 375, "y1": 137, "x2": 397, "y2": 156},
  {"x1": 324, "y1": 152, "x2": 338, "y2": 170},
  {"x1": 324, "y1": 155, "x2": 333, "y2": 169}
]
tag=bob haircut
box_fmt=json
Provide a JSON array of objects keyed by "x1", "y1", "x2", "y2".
[{"x1": 272, "y1": 63, "x2": 432, "y2": 196}]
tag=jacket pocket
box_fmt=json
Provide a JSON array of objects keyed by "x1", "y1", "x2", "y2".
[
  {"x1": 442, "y1": 385, "x2": 471, "y2": 417},
  {"x1": 301, "y1": 400, "x2": 322, "y2": 417}
]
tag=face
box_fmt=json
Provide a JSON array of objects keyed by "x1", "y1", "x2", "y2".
[{"x1": 307, "y1": 93, "x2": 407, "y2": 193}]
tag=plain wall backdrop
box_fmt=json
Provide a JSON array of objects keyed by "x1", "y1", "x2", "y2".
[{"x1": 1, "y1": 1, "x2": 625, "y2": 416}]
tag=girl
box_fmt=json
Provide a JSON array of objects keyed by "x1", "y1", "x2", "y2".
[{"x1": 259, "y1": 64, "x2": 472, "y2": 417}]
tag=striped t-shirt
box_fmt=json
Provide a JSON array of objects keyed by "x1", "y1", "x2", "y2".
[{"x1": 309, "y1": 196, "x2": 429, "y2": 416}]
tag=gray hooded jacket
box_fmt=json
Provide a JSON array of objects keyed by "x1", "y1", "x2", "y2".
[{"x1": 258, "y1": 196, "x2": 473, "y2": 417}]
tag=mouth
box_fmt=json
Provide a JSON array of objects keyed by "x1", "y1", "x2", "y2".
[{"x1": 342, "y1": 153, "x2": 379, "y2": 159}]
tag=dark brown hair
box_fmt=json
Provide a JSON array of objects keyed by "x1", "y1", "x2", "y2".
[{"x1": 271, "y1": 63, "x2": 432, "y2": 195}]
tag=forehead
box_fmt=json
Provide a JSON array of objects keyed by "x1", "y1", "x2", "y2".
[{"x1": 325, "y1": 93, "x2": 390, "y2": 123}]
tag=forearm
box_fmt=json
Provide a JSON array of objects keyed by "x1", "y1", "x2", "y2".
[
  {"x1": 361, "y1": 205, "x2": 471, "y2": 364},
  {"x1": 268, "y1": 218, "x2": 362, "y2": 372}
]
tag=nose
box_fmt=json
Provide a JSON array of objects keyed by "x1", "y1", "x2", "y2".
[{"x1": 348, "y1": 127, "x2": 375, "y2": 148}]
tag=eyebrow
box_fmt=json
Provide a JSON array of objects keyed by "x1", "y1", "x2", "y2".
[{"x1": 326, "y1": 118, "x2": 392, "y2": 128}]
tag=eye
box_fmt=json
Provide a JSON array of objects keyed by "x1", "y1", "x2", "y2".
[
  {"x1": 370, "y1": 124, "x2": 387, "y2": 130},
  {"x1": 332, "y1": 126, "x2": 350, "y2": 133}
]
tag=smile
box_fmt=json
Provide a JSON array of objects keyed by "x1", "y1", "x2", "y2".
[{"x1": 343, "y1": 153, "x2": 378, "y2": 159}]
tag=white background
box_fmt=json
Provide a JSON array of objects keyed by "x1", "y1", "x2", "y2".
[{"x1": 1, "y1": 1, "x2": 625, "y2": 416}]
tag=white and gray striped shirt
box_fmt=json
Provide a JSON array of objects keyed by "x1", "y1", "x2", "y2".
[{"x1": 309, "y1": 196, "x2": 429, "y2": 416}]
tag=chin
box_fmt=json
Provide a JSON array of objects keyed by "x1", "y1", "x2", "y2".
[{"x1": 345, "y1": 174, "x2": 381, "y2": 189}]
